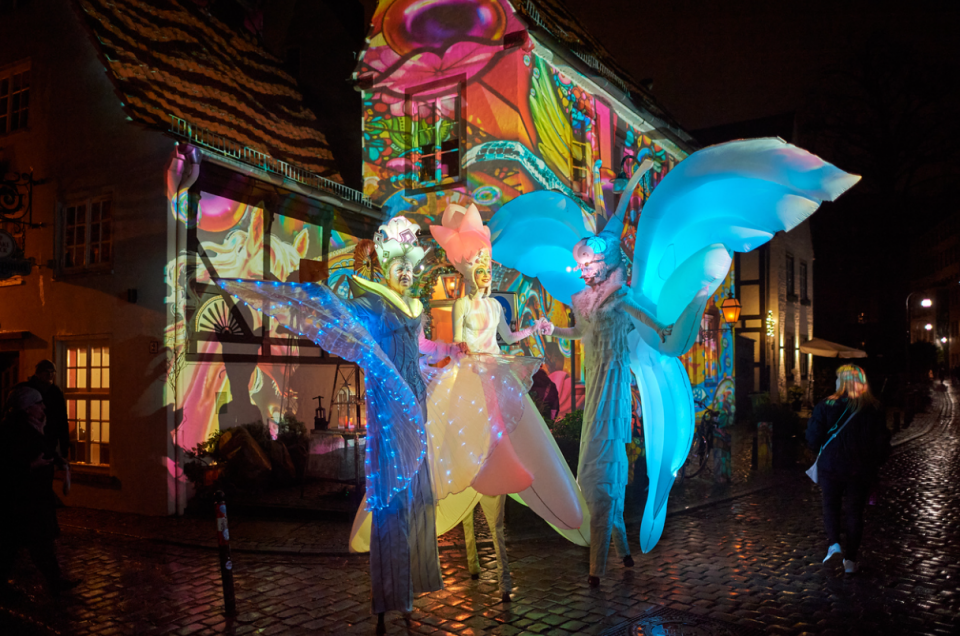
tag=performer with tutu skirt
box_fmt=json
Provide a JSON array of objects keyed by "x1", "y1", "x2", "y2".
[
  {"x1": 349, "y1": 203, "x2": 586, "y2": 602},
  {"x1": 430, "y1": 203, "x2": 585, "y2": 601}
]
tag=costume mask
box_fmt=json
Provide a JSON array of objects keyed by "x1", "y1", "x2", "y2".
[{"x1": 573, "y1": 230, "x2": 622, "y2": 287}]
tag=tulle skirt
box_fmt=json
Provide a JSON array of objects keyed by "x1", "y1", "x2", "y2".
[{"x1": 351, "y1": 354, "x2": 587, "y2": 552}]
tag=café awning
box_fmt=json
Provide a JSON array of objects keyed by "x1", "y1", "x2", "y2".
[{"x1": 799, "y1": 338, "x2": 867, "y2": 358}]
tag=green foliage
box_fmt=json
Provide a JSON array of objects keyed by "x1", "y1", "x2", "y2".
[
  {"x1": 276, "y1": 414, "x2": 309, "y2": 446},
  {"x1": 548, "y1": 409, "x2": 584, "y2": 442},
  {"x1": 787, "y1": 385, "x2": 805, "y2": 401}
]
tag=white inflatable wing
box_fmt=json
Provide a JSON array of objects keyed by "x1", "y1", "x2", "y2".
[
  {"x1": 632, "y1": 137, "x2": 861, "y2": 324},
  {"x1": 489, "y1": 190, "x2": 593, "y2": 306},
  {"x1": 629, "y1": 138, "x2": 860, "y2": 553}
]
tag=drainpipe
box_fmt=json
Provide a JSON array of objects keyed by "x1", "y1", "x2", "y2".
[{"x1": 167, "y1": 143, "x2": 201, "y2": 515}]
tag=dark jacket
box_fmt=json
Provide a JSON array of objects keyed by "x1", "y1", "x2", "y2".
[
  {"x1": 806, "y1": 397, "x2": 891, "y2": 480},
  {"x1": 530, "y1": 369, "x2": 560, "y2": 419},
  {"x1": 0, "y1": 410, "x2": 61, "y2": 542},
  {"x1": 25, "y1": 376, "x2": 71, "y2": 457}
]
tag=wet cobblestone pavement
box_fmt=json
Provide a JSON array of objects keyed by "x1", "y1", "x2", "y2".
[{"x1": 2, "y1": 388, "x2": 958, "y2": 635}]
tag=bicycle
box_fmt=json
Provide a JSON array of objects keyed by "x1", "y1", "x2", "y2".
[{"x1": 675, "y1": 407, "x2": 720, "y2": 484}]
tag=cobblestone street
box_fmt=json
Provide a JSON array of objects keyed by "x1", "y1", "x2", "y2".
[{"x1": 2, "y1": 389, "x2": 958, "y2": 636}]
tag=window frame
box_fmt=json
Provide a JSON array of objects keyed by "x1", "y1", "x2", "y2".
[
  {"x1": 57, "y1": 337, "x2": 112, "y2": 466},
  {"x1": 58, "y1": 194, "x2": 114, "y2": 273},
  {"x1": 0, "y1": 59, "x2": 30, "y2": 136},
  {"x1": 785, "y1": 253, "x2": 796, "y2": 299},
  {"x1": 405, "y1": 76, "x2": 466, "y2": 192}
]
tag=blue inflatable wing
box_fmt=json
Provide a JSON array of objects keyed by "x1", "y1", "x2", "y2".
[
  {"x1": 489, "y1": 190, "x2": 593, "y2": 305},
  {"x1": 630, "y1": 138, "x2": 861, "y2": 552}
]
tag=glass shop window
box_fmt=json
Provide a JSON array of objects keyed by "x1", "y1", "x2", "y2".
[
  {"x1": 0, "y1": 61, "x2": 30, "y2": 134},
  {"x1": 62, "y1": 341, "x2": 111, "y2": 465},
  {"x1": 61, "y1": 196, "x2": 112, "y2": 271},
  {"x1": 409, "y1": 83, "x2": 462, "y2": 188}
]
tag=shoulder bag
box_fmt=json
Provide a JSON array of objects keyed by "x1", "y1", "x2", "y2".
[{"x1": 806, "y1": 406, "x2": 856, "y2": 484}]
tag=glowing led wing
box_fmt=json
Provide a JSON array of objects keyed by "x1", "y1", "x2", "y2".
[
  {"x1": 489, "y1": 190, "x2": 593, "y2": 305},
  {"x1": 632, "y1": 137, "x2": 861, "y2": 324},
  {"x1": 217, "y1": 279, "x2": 426, "y2": 512}
]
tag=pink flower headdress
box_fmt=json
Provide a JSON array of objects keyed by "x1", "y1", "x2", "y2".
[{"x1": 430, "y1": 203, "x2": 492, "y2": 291}]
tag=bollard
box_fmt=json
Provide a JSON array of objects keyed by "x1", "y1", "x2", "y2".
[{"x1": 214, "y1": 490, "x2": 237, "y2": 617}]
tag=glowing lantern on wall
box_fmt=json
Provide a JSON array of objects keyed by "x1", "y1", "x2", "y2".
[{"x1": 719, "y1": 292, "x2": 741, "y2": 325}]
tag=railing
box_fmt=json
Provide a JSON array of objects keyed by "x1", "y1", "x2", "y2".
[
  {"x1": 520, "y1": 0, "x2": 628, "y2": 94},
  {"x1": 570, "y1": 50, "x2": 629, "y2": 94},
  {"x1": 169, "y1": 116, "x2": 377, "y2": 209}
]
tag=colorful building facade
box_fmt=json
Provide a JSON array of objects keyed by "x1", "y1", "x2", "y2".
[{"x1": 352, "y1": 0, "x2": 737, "y2": 439}]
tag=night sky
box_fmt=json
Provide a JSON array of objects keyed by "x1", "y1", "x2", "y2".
[{"x1": 562, "y1": 0, "x2": 960, "y2": 131}]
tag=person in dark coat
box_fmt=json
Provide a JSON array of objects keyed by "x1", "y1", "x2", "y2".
[
  {"x1": 806, "y1": 364, "x2": 891, "y2": 574},
  {"x1": 529, "y1": 366, "x2": 560, "y2": 420},
  {"x1": 0, "y1": 386, "x2": 78, "y2": 594},
  {"x1": 25, "y1": 359, "x2": 71, "y2": 459}
]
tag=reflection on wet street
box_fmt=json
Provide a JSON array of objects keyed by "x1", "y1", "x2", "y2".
[{"x1": 2, "y1": 390, "x2": 958, "y2": 635}]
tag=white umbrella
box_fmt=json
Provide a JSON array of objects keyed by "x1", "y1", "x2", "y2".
[{"x1": 799, "y1": 338, "x2": 867, "y2": 358}]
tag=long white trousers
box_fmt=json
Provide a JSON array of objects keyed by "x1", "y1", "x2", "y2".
[{"x1": 462, "y1": 494, "x2": 511, "y2": 595}]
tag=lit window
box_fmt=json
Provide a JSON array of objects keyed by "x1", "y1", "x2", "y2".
[
  {"x1": 0, "y1": 62, "x2": 30, "y2": 134},
  {"x1": 63, "y1": 341, "x2": 111, "y2": 465},
  {"x1": 62, "y1": 196, "x2": 112, "y2": 270},
  {"x1": 408, "y1": 82, "x2": 462, "y2": 188}
]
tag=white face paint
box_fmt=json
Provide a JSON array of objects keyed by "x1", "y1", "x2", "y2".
[{"x1": 387, "y1": 259, "x2": 414, "y2": 294}]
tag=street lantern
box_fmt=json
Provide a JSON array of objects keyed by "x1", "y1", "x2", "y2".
[
  {"x1": 719, "y1": 292, "x2": 741, "y2": 325},
  {"x1": 925, "y1": 323, "x2": 933, "y2": 331},
  {"x1": 439, "y1": 272, "x2": 461, "y2": 299},
  {"x1": 941, "y1": 337, "x2": 948, "y2": 344},
  {"x1": 921, "y1": 298, "x2": 932, "y2": 308}
]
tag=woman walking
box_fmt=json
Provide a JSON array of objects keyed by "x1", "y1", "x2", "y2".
[{"x1": 806, "y1": 364, "x2": 891, "y2": 574}]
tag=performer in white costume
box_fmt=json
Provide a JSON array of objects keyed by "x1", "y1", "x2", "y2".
[
  {"x1": 437, "y1": 203, "x2": 546, "y2": 602},
  {"x1": 491, "y1": 138, "x2": 861, "y2": 576},
  {"x1": 543, "y1": 215, "x2": 676, "y2": 586}
]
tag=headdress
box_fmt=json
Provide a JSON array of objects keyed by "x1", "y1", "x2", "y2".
[
  {"x1": 430, "y1": 203, "x2": 492, "y2": 293},
  {"x1": 373, "y1": 216, "x2": 425, "y2": 270},
  {"x1": 429, "y1": 203, "x2": 491, "y2": 270}
]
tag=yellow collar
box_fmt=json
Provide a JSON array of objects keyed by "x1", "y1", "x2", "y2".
[{"x1": 349, "y1": 276, "x2": 423, "y2": 318}]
